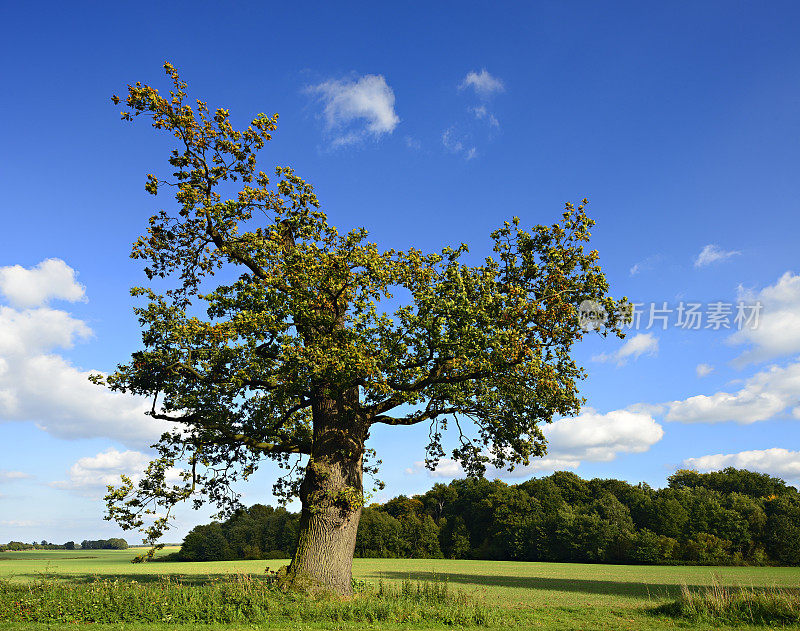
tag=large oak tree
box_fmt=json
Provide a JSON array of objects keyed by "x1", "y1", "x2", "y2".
[{"x1": 99, "y1": 63, "x2": 626, "y2": 595}]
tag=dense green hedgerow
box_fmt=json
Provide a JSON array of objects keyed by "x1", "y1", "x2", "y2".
[{"x1": 0, "y1": 575, "x2": 491, "y2": 626}]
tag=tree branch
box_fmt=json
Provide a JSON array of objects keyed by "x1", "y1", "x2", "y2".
[
  {"x1": 149, "y1": 411, "x2": 312, "y2": 455},
  {"x1": 371, "y1": 405, "x2": 460, "y2": 427}
]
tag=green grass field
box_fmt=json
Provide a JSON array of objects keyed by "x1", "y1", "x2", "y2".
[{"x1": 2, "y1": 549, "x2": 800, "y2": 629}]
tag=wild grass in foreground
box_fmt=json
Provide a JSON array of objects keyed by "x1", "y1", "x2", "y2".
[
  {"x1": 653, "y1": 578, "x2": 800, "y2": 626},
  {"x1": 0, "y1": 574, "x2": 491, "y2": 626}
]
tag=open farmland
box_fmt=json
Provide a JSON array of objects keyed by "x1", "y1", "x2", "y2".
[{"x1": 2, "y1": 549, "x2": 800, "y2": 629}]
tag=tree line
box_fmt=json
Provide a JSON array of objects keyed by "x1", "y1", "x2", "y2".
[
  {"x1": 0, "y1": 539, "x2": 128, "y2": 551},
  {"x1": 172, "y1": 468, "x2": 800, "y2": 566},
  {"x1": 79, "y1": 538, "x2": 129, "y2": 550}
]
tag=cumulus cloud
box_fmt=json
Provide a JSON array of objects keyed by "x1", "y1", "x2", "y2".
[
  {"x1": 51, "y1": 448, "x2": 182, "y2": 496},
  {"x1": 408, "y1": 407, "x2": 663, "y2": 479},
  {"x1": 0, "y1": 306, "x2": 91, "y2": 356},
  {"x1": 592, "y1": 333, "x2": 658, "y2": 366},
  {"x1": 728, "y1": 272, "x2": 800, "y2": 365},
  {"x1": 537, "y1": 408, "x2": 664, "y2": 465},
  {"x1": 683, "y1": 448, "x2": 800, "y2": 484},
  {"x1": 696, "y1": 363, "x2": 714, "y2": 378},
  {"x1": 0, "y1": 261, "x2": 169, "y2": 448},
  {"x1": 0, "y1": 259, "x2": 86, "y2": 308},
  {"x1": 694, "y1": 244, "x2": 741, "y2": 268},
  {"x1": 0, "y1": 353, "x2": 166, "y2": 445},
  {"x1": 460, "y1": 69, "x2": 504, "y2": 97},
  {"x1": 666, "y1": 361, "x2": 800, "y2": 424},
  {"x1": 307, "y1": 74, "x2": 399, "y2": 147},
  {"x1": 51, "y1": 448, "x2": 152, "y2": 491},
  {"x1": 407, "y1": 459, "x2": 465, "y2": 478}
]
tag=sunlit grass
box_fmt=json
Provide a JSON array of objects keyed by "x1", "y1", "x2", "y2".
[{"x1": 3, "y1": 550, "x2": 800, "y2": 629}]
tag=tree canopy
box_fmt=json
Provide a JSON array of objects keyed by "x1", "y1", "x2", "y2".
[{"x1": 98, "y1": 63, "x2": 625, "y2": 593}]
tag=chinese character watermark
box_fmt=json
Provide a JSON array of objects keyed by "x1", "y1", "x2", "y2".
[
  {"x1": 618, "y1": 301, "x2": 762, "y2": 331},
  {"x1": 576, "y1": 301, "x2": 763, "y2": 331}
]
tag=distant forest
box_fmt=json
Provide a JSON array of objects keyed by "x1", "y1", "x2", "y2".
[
  {"x1": 0, "y1": 538, "x2": 128, "y2": 551},
  {"x1": 168, "y1": 468, "x2": 800, "y2": 566}
]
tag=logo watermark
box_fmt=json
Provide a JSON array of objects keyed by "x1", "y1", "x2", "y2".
[{"x1": 578, "y1": 299, "x2": 608, "y2": 331}]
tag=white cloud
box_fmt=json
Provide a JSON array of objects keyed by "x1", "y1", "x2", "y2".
[
  {"x1": 0, "y1": 306, "x2": 91, "y2": 355},
  {"x1": 626, "y1": 402, "x2": 666, "y2": 416},
  {"x1": 460, "y1": 69, "x2": 504, "y2": 97},
  {"x1": 408, "y1": 407, "x2": 663, "y2": 479},
  {"x1": 694, "y1": 244, "x2": 741, "y2": 268},
  {"x1": 683, "y1": 448, "x2": 800, "y2": 484},
  {"x1": 407, "y1": 459, "x2": 465, "y2": 478},
  {"x1": 50, "y1": 448, "x2": 183, "y2": 496},
  {"x1": 537, "y1": 408, "x2": 664, "y2": 465},
  {"x1": 0, "y1": 259, "x2": 86, "y2": 308},
  {"x1": 51, "y1": 449, "x2": 184, "y2": 499},
  {"x1": 592, "y1": 333, "x2": 658, "y2": 366},
  {"x1": 442, "y1": 127, "x2": 477, "y2": 160},
  {"x1": 696, "y1": 363, "x2": 714, "y2": 378},
  {"x1": 0, "y1": 261, "x2": 170, "y2": 448},
  {"x1": 728, "y1": 272, "x2": 800, "y2": 365},
  {"x1": 667, "y1": 361, "x2": 800, "y2": 424},
  {"x1": 308, "y1": 74, "x2": 399, "y2": 146},
  {"x1": 471, "y1": 105, "x2": 499, "y2": 128},
  {"x1": 0, "y1": 353, "x2": 166, "y2": 445},
  {"x1": 51, "y1": 448, "x2": 152, "y2": 492},
  {"x1": 0, "y1": 470, "x2": 33, "y2": 481}
]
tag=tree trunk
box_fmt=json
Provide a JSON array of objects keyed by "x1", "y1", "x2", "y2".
[{"x1": 282, "y1": 387, "x2": 365, "y2": 596}]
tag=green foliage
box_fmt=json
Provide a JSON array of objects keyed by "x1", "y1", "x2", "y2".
[
  {"x1": 356, "y1": 508, "x2": 404, "y2": 558},
  {"x1": 0, "y1": 575, "x2": 491, "y2": 626},
  {"x1": 669, "y1": 467, "x2": 792, "y2": 498},
  {"x1": 179, "y1": 523, "x2": 234, "y2": 562},
  {"x1": 176, "y1": 506, "x2": 297, "y2": 561},
  {"x1": 81, "y1": 538, "x2": 129, "y2": 550},
  {"x1": 99, "y1": 63, "x2": 626, "y2": 558},
  {"x1": 0, "y1": 540, "x2": 88, "y2": 552}
]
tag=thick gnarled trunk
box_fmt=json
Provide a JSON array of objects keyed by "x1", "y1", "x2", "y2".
[{"x1": 283, "y1": 387, "x2": 365, "y2": 595}]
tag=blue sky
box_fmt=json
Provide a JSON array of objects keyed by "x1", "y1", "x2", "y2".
[{"x1": 2, "y1": 1, "x2": 800, "y2": 544}]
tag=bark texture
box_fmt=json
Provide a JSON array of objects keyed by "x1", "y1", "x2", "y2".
[{"x1": 282, "y1": 387, "x2": 365, "y2": 595}]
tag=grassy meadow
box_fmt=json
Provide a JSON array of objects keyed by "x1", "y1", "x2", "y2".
[{"x1": 2, "y1": 548, "x2": 800, "y2": 629}]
